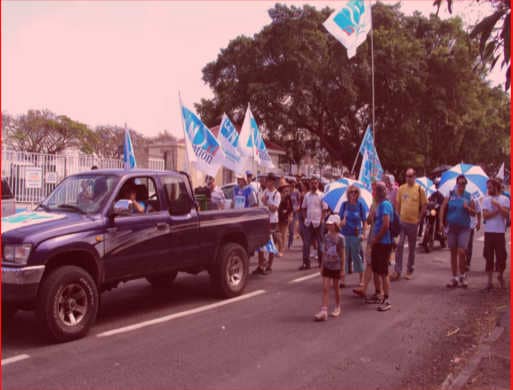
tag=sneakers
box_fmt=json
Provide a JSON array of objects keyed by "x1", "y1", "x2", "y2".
[
  {"x1": 404, "y1": 273, "x2": 413, "y2": 280},
  {"x1": 330, "y1": 307, "x2": 341, "y2": 317},
  {"x1": 365, "y1": 294, "x2": 381, "y2": 304},
  {"x1": 390, "y1": 272, "x2": 401, "y2": 281},
  {"x1": 314, "y1": 310, "x2": 328, "y2": 321},
  {"x1": 377, "y1": 300, "x2": 391, "y2": 312},
  {"x1": 459, "y1": 276, "x2": 468, "y2": 288},
  {"x1": 446, "y1": 278, "x2": 458, "y2": 288},
  {"x1": 252, "y1": 267, "x2": 267, "y2": 276}
]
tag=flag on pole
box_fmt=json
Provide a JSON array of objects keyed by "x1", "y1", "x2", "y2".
[
  {"x1": 123, "y1": 125, "x2": 137, "y2": 169},
  {"x1": 323, "y1": 0, "x2": 372, "y2": 59},
  {"x1": 217, "y1": 113, "x2": 246, "y2": 174},
  {"x1": 357, "y1": 126, "x2": 383, "y2": 188},
  {"x1": 180, "y1": 99, "x2": 225, "y2": 178},
  {"x1": 240, "y1": 105, "x2": 274, "y2": 169},
  {"x1": 358, "y1": 125, "x2": 374, "y2": 156},
  {"x1": 497, "y1": 162, "x2": 505, "y2": 180}
]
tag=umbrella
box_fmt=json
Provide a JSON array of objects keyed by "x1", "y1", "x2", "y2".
[
  {"x1": 323, "y1": 178, "x2": 373, "y2": 214},
  {"x1": 415, "y1": 176, "x2": 434, "y2": 196},
  {"x1": 438, "y1": 163, "x2": 489, "y2": 198}
]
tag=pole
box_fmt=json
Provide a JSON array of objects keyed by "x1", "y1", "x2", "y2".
[{"x1": 370, "y1": 1, "x2": 376, "y2": 144}]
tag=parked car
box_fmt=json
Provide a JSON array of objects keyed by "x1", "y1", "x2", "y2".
[
  {"x1": 2, "y1": 169, "x2": 270, "y2": 342},
  {"x1": 2, "y1": 179, "x2": 16, "y2": 217}
]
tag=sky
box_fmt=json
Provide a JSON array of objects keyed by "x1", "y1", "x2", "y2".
[{"x1": 2, "y1": 0, "x2": 503, "y2": 139}]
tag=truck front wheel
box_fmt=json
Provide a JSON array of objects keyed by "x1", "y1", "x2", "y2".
[
  {"x1": 37, "y1": 266, "x2": 99, "y2": 342},
  {"x1": 210, "y1": 243, "x2": 248, "y2": 298}
]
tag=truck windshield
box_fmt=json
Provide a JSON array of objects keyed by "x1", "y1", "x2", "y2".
[{"x1": 41, "y1": 174, "x2": 119, "y2": 214}]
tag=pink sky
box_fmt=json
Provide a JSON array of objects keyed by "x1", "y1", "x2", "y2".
[{"x1": 2, "y1": 1, "x2": 502, "y2": 139}]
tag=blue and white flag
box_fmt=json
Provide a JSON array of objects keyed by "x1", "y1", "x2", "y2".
[
  {"x1": 358, "y1": 149, "x2": 383, "y2": 189},
  {"x1": 180, "y1": 101, "x2": 225, "y2": 177},
  {"x1": 217, "y1": 113, "x2": 246, "y2": 174},
  {"x1": 323, "y1": 0, "x2": 372, "y2": 58},
  {"x1": 123, "y1": 126, "x2": 137, "y2": 169},
  {"x1": 260, "y1": 235, "x2": 279, "y2": 254},
  {"x1": 240, "y1": 105, "x2": 274, "y2": 169},
  {"x1": 358, "y1": 125, "x2": 374, "y2": 156}
]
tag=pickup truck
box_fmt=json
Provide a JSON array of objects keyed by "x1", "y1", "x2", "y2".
[{"x1": 2, "y1": 169, "x2": 270, "y2": 342}]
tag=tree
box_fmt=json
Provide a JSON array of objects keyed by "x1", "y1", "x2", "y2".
[
  {"x1": 2, "y1": 109, "x2": 95, "y2": 154},
  {"x1": 196, "y1": 3, "x2": 510, "y2": 175},
  {"x1": 91, "y1": 125, "x2": 150, "y2": 164},
  {"x1": 434, "y1": 0, "x2": 510, "y2": 89}
]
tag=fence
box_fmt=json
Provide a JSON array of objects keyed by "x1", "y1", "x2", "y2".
[{"x1": 1, "y1": 148, "x2": 165, "y2": 205}]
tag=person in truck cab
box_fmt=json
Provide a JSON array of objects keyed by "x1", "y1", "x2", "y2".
[{"x1": 117, "y1": 182, "x2": 146, "y2": 214}]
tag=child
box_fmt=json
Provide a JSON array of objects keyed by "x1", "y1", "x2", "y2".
[{"x1": 314, "y1": 214, "x2": 345, "y2": 321}]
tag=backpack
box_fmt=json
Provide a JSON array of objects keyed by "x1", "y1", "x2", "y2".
[{"x1": 390, "y1": 210, "x2": 401, "y2": 238}]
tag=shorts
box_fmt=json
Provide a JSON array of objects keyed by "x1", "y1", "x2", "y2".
[
  {"x1": 322, "y1": 268, "x2": 341, "y2": 279},
  {"x1": 344, "y1": 235, "x2": 364, "y2": 273},
  {"x1": 447, "y1": 225, "x2": 471, "y2": 249},
  {"x1": 371, "y1": 243, "x2": 392, "y2": 276},
  {"x1": 483, "y1": 232, "x2": 507, "y2": 273}
]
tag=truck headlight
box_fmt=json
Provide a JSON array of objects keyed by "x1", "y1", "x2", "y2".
[{"x1": 3, "y1": 244, "x2": 32, "y2": 265}]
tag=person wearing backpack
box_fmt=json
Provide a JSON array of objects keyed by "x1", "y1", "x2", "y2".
[
  {"x1": 439, "y1": 175, "x2": 476, "y2": 288},
  {"x1": 391, "y1": 169, "x2": 427, "y2": 281},
  {"x1": 338, "y1": 185, "x2": 367, "y2": 288}
]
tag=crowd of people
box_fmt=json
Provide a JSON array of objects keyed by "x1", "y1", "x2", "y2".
[{"x1": 197, "y1": 168, "x2": 510, "y2": 321}]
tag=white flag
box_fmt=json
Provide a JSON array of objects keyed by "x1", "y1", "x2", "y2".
[
  {"x1": 217, "y1": 113, "x2": 246, "y2": 174},
  {"x1": 323, "y1": 0, "x2": 372, "y2": 59},
  {"x1": 497, "y1": 162, "x2": 505, "y2": 180},
  {"x1": 239, "y1": 105, "x2": 274, "y2": 169}
]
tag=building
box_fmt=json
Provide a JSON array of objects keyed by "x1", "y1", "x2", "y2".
[{"x1": 147, "y1": 124, "x2": 288, "y2": 188}]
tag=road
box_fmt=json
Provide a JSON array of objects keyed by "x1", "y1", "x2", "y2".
[{"x1": 2, "y1": 231, "x2": 509, "y2": 390}]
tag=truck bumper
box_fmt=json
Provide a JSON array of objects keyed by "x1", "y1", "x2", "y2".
[{"x1": 2, "y1": 265, "x2": 45, "y2": 306}]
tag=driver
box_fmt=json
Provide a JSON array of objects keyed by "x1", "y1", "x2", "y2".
[
  {"x1": 121, "y1": 183, "x2": 145, "y2": 214},
  {"x1": 429, "y1": 178, "x2": 445, "y2": 206}
]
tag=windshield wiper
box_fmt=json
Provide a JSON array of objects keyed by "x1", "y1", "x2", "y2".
[{"x1": 56, "y1": 204, "x2": 86, "y2": 214}]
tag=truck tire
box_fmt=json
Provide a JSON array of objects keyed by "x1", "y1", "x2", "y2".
[
  {"x1": 146, "y1": 271, "x2": 178, "y2": 288},
  {"x1": 210, "y1": 243, "x2": 248, "y2": 298},
  {"x1": 37, "y1": 266, "x2": 99, "y2": 342}
]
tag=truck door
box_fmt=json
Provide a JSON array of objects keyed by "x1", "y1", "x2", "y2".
[
  {"x1": 160, "y1": 175, "x2": 201, "y2": 270},
  {"x1": 103, "y1": 176, "x2": 171, "y2": 281}
]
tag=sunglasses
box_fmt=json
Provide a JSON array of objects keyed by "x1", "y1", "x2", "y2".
[
  {"x1": 349, "y1": 190, "x2": 359, "y2": 194},
  {"x1": 457, "y1": 181, "x2": 467, "y2": 186}
]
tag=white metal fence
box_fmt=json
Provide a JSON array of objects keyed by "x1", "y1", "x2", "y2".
[{"x1": 1, "y1": 148, "x2": 165, "y2": 205}]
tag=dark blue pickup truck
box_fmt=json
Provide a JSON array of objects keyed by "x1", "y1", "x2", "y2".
[{"x1": 2, "y1": 169, "x2": 269, "y2": 342}]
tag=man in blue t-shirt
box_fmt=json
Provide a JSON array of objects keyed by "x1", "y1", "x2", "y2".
[
  {"x1": 233, "y1": 175, "x2": 257, "y2": 209},
  {"x1": 370, "y1": 181, "x2": 394, "y2": 312}
]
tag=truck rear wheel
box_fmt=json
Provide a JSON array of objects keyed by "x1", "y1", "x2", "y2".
[
  {"x1": 210, "y1": 243, "x2": 248, "y2": 298},
  {"x1": 37, "y1": 266, "x2": 99, "y2": 342},
  {"x1": 146, "y1": 271, "x2": 178, "y2": 288}
]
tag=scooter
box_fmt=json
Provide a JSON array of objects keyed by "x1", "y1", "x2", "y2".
[{"x1": 422, "y1": 201, "x2": 447, "y2": 253}]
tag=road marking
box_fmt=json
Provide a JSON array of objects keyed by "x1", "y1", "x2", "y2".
[
  {"x1": 97, "y1": 289, "x2": 266, "y2": 337},
  {"x1": 2, "y1": 354, "x2": 30, "y2": 366},
  {"x1": 289, "y1": 273, "x2": 320, "y2": 284}
]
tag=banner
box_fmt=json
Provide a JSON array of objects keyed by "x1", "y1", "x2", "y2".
[
  {"x1": 239, "y1": 105, "x2": 274, "y2": 169},
  {"x1": 180, "y1": 103, "x2": 225, "y2": 177},
  {"x1": 358, "y1": 127, "x2": 383, "y2": 189},
  {"x1": 217, "y1": 113, "x2": 246, "y2": 174},
  {"x1": 323, "y1": 0, "x2": 372, "y2": 58},
  {"x1": 123, "y1": 127, "x2": 137, "y2": 169}
]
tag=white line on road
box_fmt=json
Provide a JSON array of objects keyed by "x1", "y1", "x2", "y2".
[
  {"x1": 97, "y1": 289, "x2": 267, "y2": 337},
  {"x1": 289, "y1": 273, "x2": 320, "y2": 284},
  {"x1": 2, "y1": 354, "x2": 30, "y2": 366}
]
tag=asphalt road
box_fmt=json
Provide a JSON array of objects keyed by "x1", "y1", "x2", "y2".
[{"x1": 2, "y1": 231, "x2": 510, "y2": 390}]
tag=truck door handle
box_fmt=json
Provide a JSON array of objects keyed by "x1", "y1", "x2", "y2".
[{"x1": 156, "y1": 222, "x2": 168, "y2": 231}]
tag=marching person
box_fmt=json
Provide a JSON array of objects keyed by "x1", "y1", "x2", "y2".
[
  {"x1": 370, "y1": 181, "x2": 394, "y2": 312},
  {"x1": 233, "y1": 175, "x2": 257, "y2": 209},
  {"x1": 300, "y1": 176, "x2": 328, "y2": 270},
  {"x1": 277, "y1": 178, "x2": 293, "y2": 256},
  {"x1": 338, "y1": 185, "x2": 367, "y2": 288},
  {"x1": 288, "y1": 179, "x2": 301, "y2": 249},
  {"x1": 482, "y1": 178, "x2": 510, "y2": 291},
  {"x1": 439, "y1": 174, "x2": 476, "y2": 288},
  {"x1": 314, "y1": 214, "x2": 345, "y2": 321},
  {"x1": 253, "y1": 173, "x2": 281, "y2": 275},
  {"x1": 391, "y1": 168, "x2": 427, "y2": 281}
]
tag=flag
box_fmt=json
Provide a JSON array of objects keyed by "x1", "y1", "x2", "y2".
[
  {"x1": 358, "y1": 125, "x2": 374, "y2": 156},
  {"x1": 259, "y1": 235, "x2": 279, "y2": 254},
  {"x1": 123, "y1": 126, "x2": 137, "y2": 169},
  {"x1": 497, "y1": 162, "x2": 505, "y2": 180},
  {"x1": 180, "y1": 100, "x2": 225, "y2": 177},
  {"x1": 323, "y1": 0, "x2": 372, "y2": 59},
  {"x1": 217, "y1": 113, "x2": 246, "y2": 174},
  {"x1": 240, "y1": 105, "x2": 274, "y2": 169}
]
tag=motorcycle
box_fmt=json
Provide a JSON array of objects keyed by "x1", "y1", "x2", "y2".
[{"x1": 422, "y1": 201, "x2": 447, "y2": 253}]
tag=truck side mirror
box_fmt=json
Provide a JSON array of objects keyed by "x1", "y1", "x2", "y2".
[{"x1": 113, "y1": 199, "x2": 133, "y2": 216}]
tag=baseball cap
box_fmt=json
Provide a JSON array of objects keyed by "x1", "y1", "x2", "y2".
[{"x1": 326, "y1": 214, "x2": 341, "y2": 225}]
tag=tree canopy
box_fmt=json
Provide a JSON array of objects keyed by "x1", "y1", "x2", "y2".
[{"x1": 195, "y1": 2, "x2": 510, "y2": 176}]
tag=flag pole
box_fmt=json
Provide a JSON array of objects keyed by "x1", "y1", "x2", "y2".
[
  {"x1": 178, "y1": 91, "x2": 191, "y2": 175},
  {"x1": 370, "y1": 1, "x2": 376, "y2": 144}
]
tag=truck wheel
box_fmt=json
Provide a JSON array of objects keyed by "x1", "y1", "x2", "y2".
[
  {"x1": 37, "y1": 266, "x2": 98, "y2": 342},
  {"x1": 146, "y1": 271, "x2": 178, "y2": 288},
  {"x1": 210, "y1": 243, "x2": 248, "y2": 298}
]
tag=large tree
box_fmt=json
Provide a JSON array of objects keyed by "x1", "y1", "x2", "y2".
[{"x1": 196, "y1": 3, "x2": 510, "y2": 176}]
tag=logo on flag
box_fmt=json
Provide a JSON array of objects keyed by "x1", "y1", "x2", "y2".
[
  {"x1": 323, "y1": 0, "x2": 372, "y2": 58},
  {"x1": 217, "y1": 114, "x2": 246, "y2": 174},
  {"x1": 240, "y1": 105, "x2": 274, "y2": 169}
]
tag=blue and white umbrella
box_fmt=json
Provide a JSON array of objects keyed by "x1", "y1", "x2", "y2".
[
  {"x1": 438, "y1": 163, "x2": 489, "y2": 198},
  {"x1": 416, "y1": 176, "x2": 434, "y2": 196},
  {"x1": 323, "y1": 178, "x2": 373, "y2": 214}
]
